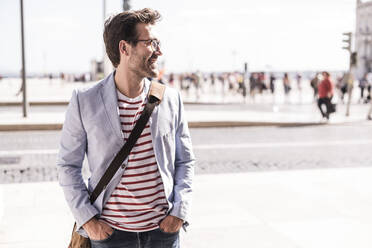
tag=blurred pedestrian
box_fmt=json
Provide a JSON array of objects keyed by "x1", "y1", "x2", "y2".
[
  {"x1": 57, "y1": 9, "x2": 194, "y2": 247},
  {"x1": 178, "y1": 73, "x2": 185, "y2": 91},
  {"x1": 367, "y1": 73, "x2": 372, "y2": 120},
  {"x1": 219, "y1": 73, "x2": 227, "y2": 98},
  {"x1": 368, "y1": 100, "x2": 372, "y2": 120},
  {"x1": 296, "y1": 73, "x2": 302, "y2": 90},
  {"x1": 296, "y1": 73, "x2": 302, "y2": 103},
  {"x1": 317, "y1": 71, "x2": 334, "y2": 120},
  {"x1": 210, "y1": 73, "x2": 216, "y2": 93},
  {"x1": 335, "y1": 73, "x2": 346, "y2": 103},
  {"x1": 49, "y1": 73, "x2": 53, "y2": 84},
  {"x1": 283, "y1": 72, "x2": 291, "y2": 103},
  {"x1": 269, "y1": 73, "x2": 276, "y2": 94},
  {"x1": 227, "y1": 72, "x2": 236, "y2": 94},
  {"x1": 237, "y1": 72, "x2": 246, "y2": 100},
  {"x1": 249, "y1": 73, "x2": 257, "y2": 100},
  {"x1": 310, "y1": 73, "x2": 320, "y2": 102},
  {"x1": 366, "y1": 72, "x2": 372, "y2": 103},
  {"x1": 210, "y1": 73, "x2": 215, "y2": 86},
  {"x1": 257, "y1": 72, "x2": 267, "y2": 93},
  {"x1": 195, "y1": 71, "x2": 202, "y2": 100},
  {"x1": 168, "y1": 72, "x2": 175, "y2": 87},
  {"x1": 359, "y1": 73, "x2": 368, "y2": 103},
  {"x1": 344, "y1": 72, "x2": 354, "y2": 116}
]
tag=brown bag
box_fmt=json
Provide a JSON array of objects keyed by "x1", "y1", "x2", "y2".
[
  {"x1": 68, "y1": 223, "x2": 90, "y2": 248},
  {"x1": 67, "y1": 82, "x2": 165, "y2": 248}
]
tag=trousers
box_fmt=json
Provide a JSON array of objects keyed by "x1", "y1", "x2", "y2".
[
  {"x1": 90, "y1": 228, "x2": 180, "y2": 248},
  {"x1": 317, "y1": 97, "x2": 332, "y2": 118}
]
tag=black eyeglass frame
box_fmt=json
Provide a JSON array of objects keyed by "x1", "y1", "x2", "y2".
[{"x1": 135, "y1": 39, "x2": 161, "y2": 51}]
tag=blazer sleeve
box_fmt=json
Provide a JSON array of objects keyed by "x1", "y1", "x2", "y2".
[
  {"x1": 57, "y1": 90, "x2": 99, "y2": 230},
  {"x1": 169, "y1": 91, "x2": 195, "y2": 221}
]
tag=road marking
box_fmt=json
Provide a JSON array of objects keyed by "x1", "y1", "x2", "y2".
[
  {"x1": 194, "y1": 139, "x2": 372, "y2": 149},
  {"x1": 0, "y1": 139, "x2": 371, "y2": 155}
]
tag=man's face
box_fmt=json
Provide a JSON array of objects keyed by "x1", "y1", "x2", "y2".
[
  {"x1": 128, "y1": 23, "x2": 162, "y2": 78},
  {"x1": 322, "y1": 72, "x2": 328, "y2": 79}
]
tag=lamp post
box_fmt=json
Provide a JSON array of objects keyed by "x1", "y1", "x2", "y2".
[
  {"x1": 102, "y1": 0, "x2": 106, "y2": 62},
  {"x1": 102, "y1": 0, "x2": 112, "y2": 77},
  {"x1": 20, "y1": 0, "x2": 28, "y2": 118},
  {"x1": 123, "y1": 0, "x2": 131, "y2": 11},
  {"x1": 342, "y1": 32, "x2": 354, "y2": 116}
]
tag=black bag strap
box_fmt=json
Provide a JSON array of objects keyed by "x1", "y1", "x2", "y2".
[{"x1": 89, "y1": 82, "x2": 165, "y2": 204}]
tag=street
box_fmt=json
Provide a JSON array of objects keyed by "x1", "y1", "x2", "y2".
[
  {"x1": 1, "y1": 124, "x2": 371, "y2": 183},
  {"x1": 1, "y1": 1, "x2": 372, "y2": 246}
]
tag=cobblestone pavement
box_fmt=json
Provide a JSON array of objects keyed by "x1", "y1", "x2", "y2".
[{"x1": 0, "y1": 125, "x2": 371, "y2": 183}]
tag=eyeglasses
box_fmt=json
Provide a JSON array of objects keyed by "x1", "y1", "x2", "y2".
[{"x1": 135, "y1": 39, "x2": 161, "y2": 51}]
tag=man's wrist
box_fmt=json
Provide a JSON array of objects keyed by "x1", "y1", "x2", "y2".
[
  {"x1": 82, "y1": 217, "x2": 99, "y2": 232},
  {"x1": 169, "y1": 215, "x2": 183, "y2": 222}
]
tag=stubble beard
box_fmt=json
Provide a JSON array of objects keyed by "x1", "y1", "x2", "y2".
[
  {"x1": 129, "y1": 50, "x2": 159, "y2": 79},
  {"x1": 130, "y1": 54, "x2": 158, "y2": 79},
  {"x1": 141, "y1": 54, "x2": 158, "y2": 78}
]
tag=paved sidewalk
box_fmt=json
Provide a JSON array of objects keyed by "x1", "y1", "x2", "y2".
[
  {"x1": 0, "y1": 103, "x2": 370, "y2": 131},
  {"x1": 0, "y1": 78, "x2": 371, "y2": 130},
  {"x1": 0, "y1": 77, "x2": 358, "y2": 105},
  {"x1": 1, "y1": 167, "x2": 372, "y2": 248}
]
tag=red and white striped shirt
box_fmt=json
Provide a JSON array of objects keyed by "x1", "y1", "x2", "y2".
[{"x1": 101, "y1": 89, "x2": 168, "y2": 232}]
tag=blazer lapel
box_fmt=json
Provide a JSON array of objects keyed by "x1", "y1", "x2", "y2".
[{"x1": 100, "y1": 72, "x2": 124, "y2": 145}]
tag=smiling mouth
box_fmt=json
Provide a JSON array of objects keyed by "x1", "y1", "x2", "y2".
[
  {"x1": 149, "y1": 57, "x2": 157, "y2": 64},
  {"x1": 149, "y1": 54, "x2": 158, "y2": 63}
]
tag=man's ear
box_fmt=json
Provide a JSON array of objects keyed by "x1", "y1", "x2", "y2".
[{"x1": 119, "y1": 40, "x2": 128, "y2": 55}]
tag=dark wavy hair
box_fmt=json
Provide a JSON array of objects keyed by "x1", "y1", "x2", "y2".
[{"x1": 103, "y1": 8, "x2": 161, "y2": 68}]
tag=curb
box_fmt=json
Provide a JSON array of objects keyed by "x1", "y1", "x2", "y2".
[
  {"x1": 188, "y1": 121, "x2": 325, "y2": 128},
  {"x1": 0, "y1": 121, "x2": 325, "y2": 131},
  {"x1": 183, "y1": 102, "x2": 241, "y2": 105},
  {"x1": 0, "y1": 101, "x2": 241, "y2": 106},
  {"x1": 0, "y1": 101, "x2": 69, "y2": 107},
  {"x1": 0, "y1": 123, "x2": 63, "y2": 131}
]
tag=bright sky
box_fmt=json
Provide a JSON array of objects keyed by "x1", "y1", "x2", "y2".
[{"x1": 0, "y1": 0, "x2": 358, "y2": 74}]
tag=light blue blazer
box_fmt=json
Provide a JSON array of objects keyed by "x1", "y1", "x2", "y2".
[{"x1": 57, "y1": 72, "x2": 195, "y2": 235}]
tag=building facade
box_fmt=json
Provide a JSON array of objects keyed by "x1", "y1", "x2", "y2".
[{"x1": 356, "y1": 0, "x2": 372, "y2": 78}]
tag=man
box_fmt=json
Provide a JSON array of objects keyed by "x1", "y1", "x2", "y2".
[
  {"x1": 367, "y1": 72, "x2": 372, "y2": 120},
  {"x1": 269, "y1": 73, "x2": 276, "y2": 95},
  {"x1": 58, "y1": 8, "x2": 195, "y2": 247},
  {"x1": 359, "y1": 73, "x2": 368, "y2": 103},
  {"x1": 310, "y1": 73, "x2": 319, "y2": 102},
  {"x1": 317, "y1": 71, "x2": 334, "y2": 120}
]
